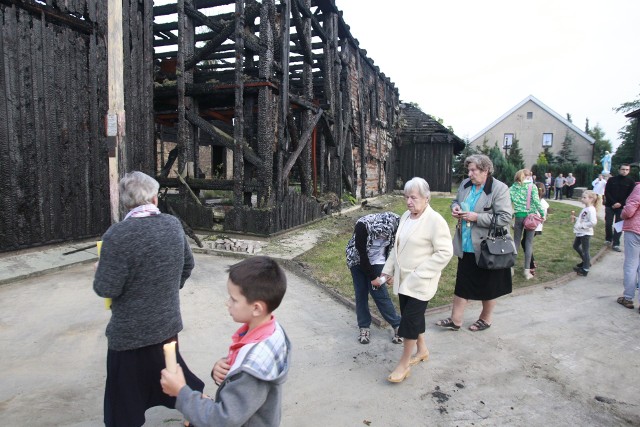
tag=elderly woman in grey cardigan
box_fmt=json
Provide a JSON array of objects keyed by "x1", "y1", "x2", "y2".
[
  {"x1": 94, "y1": 171, "x2": 203, "y2": 427},
  {"x1": 436, "y1": 154, "x2": 514, "y2": 332}
]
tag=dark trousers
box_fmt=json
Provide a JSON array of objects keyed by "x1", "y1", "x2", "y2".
[
  {"x1": 555, "y1": 186, "x2": 563, "y2": 200},
  {"x1": 605, "y1": 206, "x2": 623, "y2": 246},
  {"x1": 573, "y1": 235, "x2": 591, "y2": 269},
  {"x1": 566, "y1": 186, "x2": 574, "y2": 198}
]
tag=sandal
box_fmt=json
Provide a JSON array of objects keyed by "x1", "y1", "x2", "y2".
[
  {"x1": 435, "y1": 317, "x2": 460, "y2": 331},
  {"x1": 358, "y1": 328, "x2": 370, "y2": 344},
  {"x1": 409, "y1": 351, "x2": 430, "y2": 366},
  {"x1": 469, "y1": 319, "x2": 491, "y2": 332},
  {"x1": 392, "y1": 327, "x2": 404, "y2": 344},
  {"x1": 617, "y1": 297, "x2": 634, "y2": 309}
]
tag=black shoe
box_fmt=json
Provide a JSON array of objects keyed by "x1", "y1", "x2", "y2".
[{"x1": 576, "y1": 268, "x2": 588, "y2": 276}]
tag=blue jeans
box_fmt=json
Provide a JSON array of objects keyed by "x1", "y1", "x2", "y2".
[
  {"x1": 350, "y1": 265, "x2": 401, "y2": 329},
  {"x1": 623, "y1": 231, "x2": 640, "y2": 301}
]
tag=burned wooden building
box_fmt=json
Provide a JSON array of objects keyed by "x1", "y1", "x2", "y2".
[
  {"x1": 397, "y1": 103, "x2": 465, "y2": 192},
  {"x1": 0, "y1": 0, "x2": 411, "y2": 251},
  {"x1": 151, "y1": 0, "x2": 401, "y2": 235}
]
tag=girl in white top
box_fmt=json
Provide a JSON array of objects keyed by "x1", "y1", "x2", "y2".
[{"x1": 572, "y1": 190, "x2": 599, "y2": 276}]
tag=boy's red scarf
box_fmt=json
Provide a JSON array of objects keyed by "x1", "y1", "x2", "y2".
[{"x1": 226, "y1": 315, "x2": 276, "y2": 366}]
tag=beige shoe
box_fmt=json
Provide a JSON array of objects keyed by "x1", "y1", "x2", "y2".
[
  {"x1": 524, "y1": 269, "x2": 534, "y2": 280},
  {"x1": 409, "y1": 350, "x2": 430, "y2": 366}
]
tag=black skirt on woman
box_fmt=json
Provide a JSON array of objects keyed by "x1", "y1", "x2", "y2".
[{"x1": 454, "y1": 252, "x2": 512, "y2": 300}]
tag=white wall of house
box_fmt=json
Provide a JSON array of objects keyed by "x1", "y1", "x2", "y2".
[{"x1": 470, "y1": 98, "x2": 594, "y2": 168}]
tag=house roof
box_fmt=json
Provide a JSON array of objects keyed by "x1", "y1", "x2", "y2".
[
  {"x1": 625, "y1": 108, "x2": 640, "y2": 119},
  {"x1": 470, "y1": 95, "x2": 596, "y2": 144},
  {"x1": 399, "y1": 103, "x2": 465, "y2": 154}
]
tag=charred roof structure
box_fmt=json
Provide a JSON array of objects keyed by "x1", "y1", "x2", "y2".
[
  {"x1": 0, "y1": 0, "x2": 461, "y2": 251},
  {"x1": 151, "y1": 0, "x2": 401, "y2": 235}
]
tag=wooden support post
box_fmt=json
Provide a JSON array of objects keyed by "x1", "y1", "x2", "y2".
[
  {"x1": 299, "y1": 0, "x2": 313, "y2": 196},
  {"x1": 276, "y1": 0, "x2": 290, "y2": 202},
  {"x1": 233, "y1": 0, "x2": 246, "y2": 216},
  {"x1": 107, "y1": 0, "x2": 125, "y2": 223},
  {"x1": 355, "y1": 51, "x2": 367, "y2": 199},
  {"x1": 177, "y1": 0, "x2": 197, "y2": 186},
  {"x1": 256, "y1": 0, "x2": 276, "y2": 208}
]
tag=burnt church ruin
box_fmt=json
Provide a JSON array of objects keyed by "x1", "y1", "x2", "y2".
[{"x1": 0, "y1": 0, "x2": 461, "y2": 251}]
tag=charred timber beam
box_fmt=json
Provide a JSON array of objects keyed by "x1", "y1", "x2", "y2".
[
  {"x1": 289, "y1": 0, "x2": 314, "y2": 66},
  {"x1": 154, "y1": 0, "x2": 235, "y2": 17},
  {"x1": 184, "y1": 0, "x2": 261, "y2": 70},
  {"x1": 289, "y1": 94, "x2": 319, "y2": 113},
  {"x1": 1, "y1": 0, "x2": 94, "y2": 34},
  {"x1": 184, "y1": 3, "x2": 264, "y2": 53},
  {"x1": 184, "y1": 110, "x2": 263, "y2": 168},
  {"x1": 154, "y1": 80, "x2": 278, "y2": 100},
  {"x1": 282, "y1": 109, "x2": 323, "y2": 179},
  {"x1": 157, "y1": 177, "x2": 260, "y2": 192},
  {"x1": 294, "y1": 0, "x2": 327, "y2": 42}
]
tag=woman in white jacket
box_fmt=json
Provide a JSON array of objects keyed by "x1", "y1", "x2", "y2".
[{"x1": 382, "y1": 177, "x2": 453, "y2": 383}]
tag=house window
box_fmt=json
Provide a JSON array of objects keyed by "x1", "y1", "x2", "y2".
[
  {"x1": 503, "y1": 133, "x2": 514, "y2": 148},
  {"x1": 542, "y1": 133, "x2": 553, "y2": 147},
  {"x1": 527, "y1": 112, "x2": 533, "y2": 119}
]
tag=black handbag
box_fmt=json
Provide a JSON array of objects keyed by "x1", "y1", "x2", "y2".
[{"x1": 477, "y1": 212, "x2": 516, "y2": 270}]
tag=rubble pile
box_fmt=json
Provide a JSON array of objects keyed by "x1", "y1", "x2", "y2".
[{"x1": 204, "y1": 238, "x2": 266, "y2": 254}]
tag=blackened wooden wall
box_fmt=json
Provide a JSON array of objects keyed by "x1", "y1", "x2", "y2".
[
  {"x1": 0, "y1": 1, "x2": 109, "y2": 252},
  {"x1": 397, "y1": 141, "x2": 455, "y2": 192},
  {"x1": 123, "y1": 0, "x2": 155, "y2": 173}
]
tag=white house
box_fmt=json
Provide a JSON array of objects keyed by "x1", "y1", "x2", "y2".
[{"x1": 470, "y1": 95, "x2": 595, "y2": 168}]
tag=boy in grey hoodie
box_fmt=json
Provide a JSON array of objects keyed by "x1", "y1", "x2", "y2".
[{"x1": 161, "y1": 256, "x2": 291, "y2": 427}]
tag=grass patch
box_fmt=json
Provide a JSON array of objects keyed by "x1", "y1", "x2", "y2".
[{"x1": 296, "y1": 195, "x2": 605, "y2": 311}]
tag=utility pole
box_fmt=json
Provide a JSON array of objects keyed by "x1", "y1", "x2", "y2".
[{"x1": 107, "y1": 0, "x2": 126, "y2": 223}]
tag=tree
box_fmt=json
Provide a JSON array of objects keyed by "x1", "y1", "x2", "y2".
[
  {"x1": 611, "y1": 120, "x2": 637, "y2": 171},
  {"x1": 556, "y1": 131, "x2": 578, "y2": 165},
  {"x1": 611, "y1": 92, "x2": 640, "y2": 172},
  {"x1": 477, "y1": 137, "x2": 491, "y2": 155},
  {"x1": 542, "y1": 147, "x2": 556, "y2": 165},
  {"x1": 588, "y1": 124, "x2": 613, "y2": 168},
  {"x1": 536, "y1": 152, "x2": 549, "y2": 166},
  {"x1": 506, "y1": 137, "x2": 525, "y2": 170},
  {"x1": 452, "y1": 141, "x2": 477, "y2": 183},
  {"x1": 488, "y1": 143, "x2": 515, "y2": 184}
]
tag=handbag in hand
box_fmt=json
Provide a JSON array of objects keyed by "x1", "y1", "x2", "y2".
[
  {"x1": 523, "y1": 184, "x2": 543, "y2": 230},
  {"x1": 477, "y1": 211, "x2": 516, "y2": 270}
]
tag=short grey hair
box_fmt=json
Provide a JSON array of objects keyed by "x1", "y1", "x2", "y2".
[
  {"x1": 464, "y1": 154, "x2": 494, "y2": 175},
  {"x1": 403, "y1": 177, "x2": 431, "y2": 201},
  {"x1": 119, "y1": 171, "x2": 160, "y2": 210}
]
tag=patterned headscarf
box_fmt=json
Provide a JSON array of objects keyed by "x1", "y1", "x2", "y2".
[{"x1": 345, "y1": 211, "x2": 400, "y2": 268}]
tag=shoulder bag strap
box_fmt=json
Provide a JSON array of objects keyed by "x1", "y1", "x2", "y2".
[{"x1": 526, "y1": 184, "x2": 532, "y2": 211}]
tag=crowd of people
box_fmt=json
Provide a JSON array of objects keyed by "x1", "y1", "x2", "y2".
[{"x1": 93, "y1": 161, "x2": 640, "y2": 425}]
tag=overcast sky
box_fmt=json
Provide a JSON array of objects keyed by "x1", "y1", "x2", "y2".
[{"x1": 336, "y1": 0, "x2": 640, "y2": 149}]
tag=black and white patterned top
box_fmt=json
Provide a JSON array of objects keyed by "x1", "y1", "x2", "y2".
[{"x1": 345, "y1": 212, "x2": 400, "y2": 279}]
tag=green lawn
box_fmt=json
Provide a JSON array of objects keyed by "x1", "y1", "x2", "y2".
[{"x1": 296, "y1": 195, "x2": 605, "y2": 311}]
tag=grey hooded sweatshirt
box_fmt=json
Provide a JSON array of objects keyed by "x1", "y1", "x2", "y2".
[{"x1": 176, "y1": 322, "x2": 291, "y2": 427}]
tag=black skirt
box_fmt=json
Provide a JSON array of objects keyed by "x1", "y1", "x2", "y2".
[
  {"x1": 104, "y1": 338, "x2": 205, "y2": 427},
  {"x1": 455, "y1": 252, "x2": 512, "y2": 300},
  {"x1": 398, "y1": 294, "x2": 429, "y2": 340}
]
